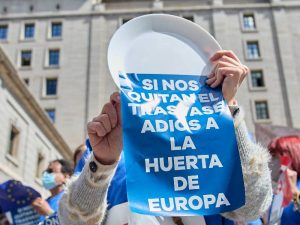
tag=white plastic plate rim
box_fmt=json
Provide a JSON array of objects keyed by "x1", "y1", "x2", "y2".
[{"x1": 107, "y1": 14, "x2": 222, "y2": 88}]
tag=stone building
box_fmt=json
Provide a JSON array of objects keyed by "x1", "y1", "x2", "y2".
[
  {"x1": 0, "y1": 48, "x2": 72, "y2": 195},
  {"x1": 0, "y1": 0, "x2": 299, "y2": 148}
]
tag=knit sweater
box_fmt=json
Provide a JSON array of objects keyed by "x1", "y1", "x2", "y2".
[{"x1": 58, "y1": 108, "x2": 273, "y2": 225}]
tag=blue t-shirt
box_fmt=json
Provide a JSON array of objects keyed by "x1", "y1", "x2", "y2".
[
  {"x1": 47, "y1": 191, "x2": 64, "y2": 212},
  {"x1": 40, "y1": 191, "x2": 64, "y2": 222},
  {"x1": 248, "y1": 219, "x2": 263, "y2": 225},
  {"x1": 280, "y1": 180, "x2": 300, "y2": 225}
]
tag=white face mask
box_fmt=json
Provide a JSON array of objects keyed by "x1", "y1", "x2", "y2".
[{"x1": 42, "y1": 172, "x2": 57, "y2": 190}]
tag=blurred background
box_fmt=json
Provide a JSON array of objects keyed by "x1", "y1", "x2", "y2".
[{"x1": 0, "y1": 0, "x2": 300, "y2": 195}]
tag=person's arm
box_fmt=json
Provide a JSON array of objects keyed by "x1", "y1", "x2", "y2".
[
  {"x1": 206, "y1": 50, "x2": 272, "y2": 221},
  {"x1": 32, "y1": 198, "x2": 54, "y2": 216},
  {"x1": 221, "y1": 106, "x2": 272, "y2": 222},
  {"x1": 58, "y1": 93, "x2": 123, "y2": 225},
  {"x1": 58, "y1": 154, "x2": 117, "y2": 225}
]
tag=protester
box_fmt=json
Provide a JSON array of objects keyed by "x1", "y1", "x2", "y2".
[
  {"x1": 73, "y1": 144, "x2": 86, "y2": 167},
  {"x1": 58, "y1": 50, "x2": 272, "y2": 225},
  {"x1": 268, "y1": 136, "x2": 300, "y2": 225},
  {"x1": 33, "y1": 159, "x2": 73, "y2": 221}
]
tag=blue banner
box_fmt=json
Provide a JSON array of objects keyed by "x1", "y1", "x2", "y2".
[
  {"x1": 9, "y1": 205, "x2": 40, "y2": 225},
  {"x1": 0, "y1": 180, "x2": 41, "y2": 225},
  {"x1": 120, "y1": 73, "x2": 245, "y2": 216}
]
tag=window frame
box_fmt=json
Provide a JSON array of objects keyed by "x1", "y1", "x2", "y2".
[
  {"x1": 240, "y1": 12, "x2": 257, "y2": 32},
  {"x1": 252, "y1": 100, "x2": 271, "y2": 123},
  {"x1": 248, "y1": 69, "x2": 267, "y2": 91},
  {"x1": 45, "y1": 48, "x2": 60, "y2": 68},
  {"x1": 24, "y1": 23, "x2": 35, "y2": 39},
  {"x1": 47, "y1": 20, "x2": 63, "y2": 40},
  {"x1": 45, "y1": 108, "x2": 56, "y2": 123},
  {"x1": 43, "y1": 77, "x2": 58, "y2": 98},
  {"x1": 0, "y1": 23, "x2": 9, "y2": 41},
  {"x1": 244, "y1": 40, "x2": 262, "y2": 61},
  {"x1": 7, "y1": 124, "x2": 20, "y2": 159},
  {"x1": 20, "y1": 21, "x2": 36, "y2": 41},
  {"x1": 19, "y1": 49, "x2": 33, "y2": 69}
]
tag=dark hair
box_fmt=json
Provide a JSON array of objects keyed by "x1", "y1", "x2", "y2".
[
  {"x1": 53, "y1": 159, "x2": 73, "y2": 176},
  {"x1": 73, "y1": 144, "x2": 85, "y2": 165}
]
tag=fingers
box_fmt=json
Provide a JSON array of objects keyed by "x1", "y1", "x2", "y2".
[
  {"x1": 101, "y1": 103, "x2": 118, "y2": 128},
  {"x1": 110, "y1": 92, "x2": 122, "y2": 126},
  {"x1": 88, "y1": 113, "x2": 112, "y2": 135},
  {"x1": 96, "y1": 114, "x2": 112, "y2": 133},
  {"x1": 206, "y1": 61, "x2": 236, "y2": 86},
  {"x1": 210, "y1": 67, "x2": 227, "y2": 88},
  {"x1": 210, "y1": 50, "x2": 241, "y2": 63},
  {"x1": 239, "y1": 65, "x2": 249, "y2": 85},
  {"x1": 87, "y1": 92, "x2": 121, "y2": 138},
  {"x1": 207, "y1": 50, "x2": 249, "y2": 88},
  {"x1": 87, "y1": 104, "x2": 116, "y2": 138},
  {"x1": 218, "y1": 55, "x2": 240, "y2": 66},
  {"x1": 206, "y1": 76, "x2": 217, "y2": 85},
  {"x1": 210, "y1": 67, "x2": 242, "y2": 88},
  {"x1": 110, "y1": 92, "x2": 121, "y2": 104},
  {"x1": 87, "y1": 119, "x2": 109, "y2": 137},
  {"x1": 32, "y1": 198, "x2": 42, "y2": 206}
]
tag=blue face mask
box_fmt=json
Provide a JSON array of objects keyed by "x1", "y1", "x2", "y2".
[{"x1": 42, "y1": 172, "x2": 57, "y2": 190}]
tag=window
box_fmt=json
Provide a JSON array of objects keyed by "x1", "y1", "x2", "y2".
[
  {"x1": 24, "y1": 23, "x2": 35, "y2": 39},
  {"x1": 122, "y1": 18, "x2": 132, "y2": 24},
  {"x1": 183, "y1": 16, "x2": 194, "y2": 22},
  {"x1": 20, "y1": 50, "x2": 32, "y2": 67},
  {"x1": 255, "y1": 101, "x2": 270, "y2": 120},
  {"x1": 23, "y1": 78, "x2": 29, "y2": 85},
  {"x1": 0, "y1": 24, "x2": 8, "y2": 40},
  {"x1": 243, "y1": 14, "x2": 256, "y2": 30},
  {"x1": 51, "y1": 22, "x2": 62, "y2": 38},
  {"x1": 45, "y1": 109, "x2": 56, "y2": 122},
  {"x1": 36, "y1": 153, "x2": 45, "y2": 178},
  {"x1": 246, "y1": 41, "x2": 260, "y2": 59},
  {"x1": 251, "y1": 70, "x2": 265, "y2": 88},
  {"x1": 46, "y1": 78, "x2": 57, "y2": 96},
  {"x1": 48, "y1": 49, "x2": 60, "y2": 66},
  {"x1": 8, "y1": 125, "x2": 20, "y2": 157}
]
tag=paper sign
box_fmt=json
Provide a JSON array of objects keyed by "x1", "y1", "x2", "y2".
[
  {"x1": 120, "y1": 73, "x2": 245, "y2": 216},
  {"x1": 6, "y1": 206, "x2": 40, "y2": 225}
]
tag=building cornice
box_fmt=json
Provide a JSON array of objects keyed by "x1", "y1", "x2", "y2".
[
  {"x1": 0, "y1": 2, "x2": 299, "y2": 20},
  {"x1": 0, "y1": 48, "x2": 72, "y2": 160}
]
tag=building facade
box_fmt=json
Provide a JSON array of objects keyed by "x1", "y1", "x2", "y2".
[
  {"x1": 0, "y1": 48, "x2": 72, "y2": 195},
  {"x1": 0, "y1": 0, "x2": 300, "y2": 148}
]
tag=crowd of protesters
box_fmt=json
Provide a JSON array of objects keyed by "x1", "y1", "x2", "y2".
[
  {"x1": 1, "y1": 123, "x2": 300, "y2": 225},
  {"x1": 0, "y1": 145, "x2": 84, "y2": 225},
  {"x1": 0, "y1": 51, "x2": 300, "y2": 225}
]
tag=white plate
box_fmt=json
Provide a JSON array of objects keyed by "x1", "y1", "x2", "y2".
[{"x1": 107, "y1": 14, "x2": 222, "y2": 88}]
